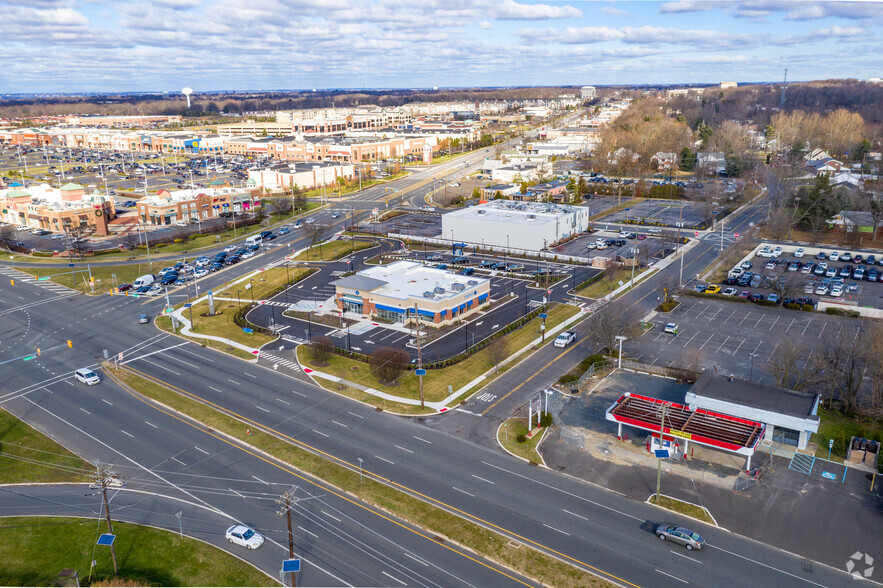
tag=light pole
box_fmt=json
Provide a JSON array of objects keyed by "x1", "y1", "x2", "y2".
[
  {"x1": 357, "y1": 457, "x2": 363, "y2": 483},
  {"x1": 615, "y1": 335, "x2": 626, "y2": 368},
  {"x1": 749, "y1": 352, "x2": 759, "y2": 383}
]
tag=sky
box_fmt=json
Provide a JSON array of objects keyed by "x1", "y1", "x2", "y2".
[{"x1": 1, "y1": 0, "x2": 882, "y2": 94}]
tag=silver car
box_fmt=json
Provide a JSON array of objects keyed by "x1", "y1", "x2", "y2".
[{"x1": 656, "y1": 524, "x2": 705, "y2": 550}]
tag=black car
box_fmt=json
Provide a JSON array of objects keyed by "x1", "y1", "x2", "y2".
[
  {"x1": 224, "y1": 256, "x2": 240, "y2": 265},
  {"x1": 460, "y1": 267, "x2": 475, "y2": 276},
  {"x1": 737, "y1": 274, "x2": 752, "y2": 287},
  {"x1": 479, "y1": 260, "x2": 495, "y2": 268},
  {"x1": 160, "y1": 273, "x2": 178, "y2": 285},
  {"x1": 452, "y1": 256, "x2": 469, "y2": 264},
  {"x1": 209, "y1": 263, "x2": 223, "y2": 272}
]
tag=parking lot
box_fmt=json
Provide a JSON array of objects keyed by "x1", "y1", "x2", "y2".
[
  {"x1": 627, "y1": 297, "x2": 863, "y2": 383},
  {"x1": 363, "y1": 210, "x2": 442, "y2": 237},
  {"x1": 553, "y1": 230, "x2": 669, "y2": 265},
  {"x1": 601, "y1": 198, "x2": 708, "y2": 228}
]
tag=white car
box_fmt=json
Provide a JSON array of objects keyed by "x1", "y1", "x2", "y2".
[
  {"x1": 224, "y1": 245, "x2": 237, "y2": 253},
  {"x1": 74, "y1": 368, "x2": 100, "y2": 385},
  {"x1": 420, "y1": 205, "x2": 435, "y2": 212},
  {"x1": 722, "y1": 287, "x2": 738, "y2": 296},
  {"x1": 225, "y1": 525, "x2": 264, "y2": 550},
  {"x1": 756, "y1": 248, "x2": 773, "y2": 258},
  {"x1": 193, "y1": 268, "x2": 209, "y2": 278},
  {"x1": 830, "y1": 284, "x2": 844, "y2": 297},
  {"x1": 829, "y1": 251, "x2": 839, "y2": 261},
  {"x1": 449, "y1": 182, "x2": 460, "y2": 187},
  {"x1": 553, "y1": 331, "x2": 576, "y2": 348},
  {"x1": 51, "y1": 234, "x2": 65, "y2": 240},
  {"x1": 772, "y1": 246, "x2": 783, "y2": 257},
  {"x1": 175, "y1": 221, "x2": 188, "y2": 227},
  {"x1": 146, "y1": 285, "x2": 163, "y2": 296},
  {"x1": 794, "y1": 248, "x2": 805, "y2": 258},
  {"x1": 664, "y1": 323, "x2": 679, "y2": 334},
  {"x1": 240, "y1": 250, "x2": 255, "y2": 259}
]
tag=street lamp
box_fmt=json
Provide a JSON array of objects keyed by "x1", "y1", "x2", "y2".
[
  {"x1": 749, "y1": 352, "x2": 759, "y2": 383},
  {"x1": 615, "y1": 335, "x2": 627, "y2": 369}
]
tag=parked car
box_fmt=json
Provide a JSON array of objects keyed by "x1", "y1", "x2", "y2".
[
  {"x1": 772, "y1": 246, "x2": 783, "y2": 257},
  {"x1": 830, "y1": 284, "x2": 844, "y2": 296},
  {"x1": 767, "y1": 293, "x2": 780, "y2": 304},
  {"x1": 460, "y1": 267, "x2": 475, "y2": 276},
  {"x1": 479, "y1": 260, "x2": 495, "y2": 268},
  {"x1": 427, "y1": 254, "x2": 443, "y2": 261},
  {"x1": 435, "y1": 264, "x2": 448, "y2": 270},
  {"x1": 815, "y1": 283, "x2": 829, "y2": 295},
  {"x1": 740, "y1": 261, "x2": 752, "y2": 270},
  {"x1": 829, "y1": 251, "x2": 840, "y2": 261},
  {"x1": 664, "y1": 323, "x2": 679, "y2": 334},
  {"x1": 722, "y1": 287, "x2": 737, "y2": 296},
  {"x1": 655, "y1": 524, "x2": 705, "y2": 551},
  {"x1": 704, "y1": 285, "x2": 721, "y2": 294},
  {"x1": 749, "y1": 293, "x2": 764, "y2": 302},
  {"x1": 794, "y1": 248, "x2": 805, "y2": 258}
]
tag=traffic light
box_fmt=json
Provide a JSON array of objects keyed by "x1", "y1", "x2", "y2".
[
  {"x1": 36, "y1": 348, "x2": 41, "y2": 356},
  {"x1": 67, "y1": 340, "x2": 73, "y2": 348},
  {"x1": 10, "y1": 279, "x2": 14, "y2": 286}
]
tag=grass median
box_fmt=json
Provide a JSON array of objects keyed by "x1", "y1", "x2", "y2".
[
  {"x1": 0, "y1": 407, "x2": 92, "y2": 484},
  {"x1": 108, "y1": 366, "x2": 610, "y2": 588},
  {"x1": 294, "y1": 238, "x2": 376, "y2": 262},
  {"x1": 297, "y1": 303, "x2": 581, "y2": 409},
  {"x1": 649, "y1": 495, "x2": 715, "y2": 525},
  {"x1": 0, "y1": 516, "x2": 274, "y2": 587},
  {"x1": 498, "y1": 418, "x2": 547, "y2": 464}
]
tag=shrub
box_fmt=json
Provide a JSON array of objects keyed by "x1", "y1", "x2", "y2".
[
  {"x1": 516, "y1": 434, "x2": 527, "y2": 443},
  {"x1": 370, "y1": 346, "x2": 410, "y2": 382},
  {"x1": 173, "y1": 238, "x2": 184, "y2": 244},
  {"x1": 784, "y1": 303, "x2": 801, "y2": 310},
  {"x1": 539, "y1": 412, "x2": 553, "y2": 427},
  {"x1": 658, "y1": 300, "x2": 678, "y2": 312},
  {"x1": 579, "y1": 353, "x2": 607, "y2": 372},
  {"x1": 559, "y1": 373, "x2": 579, "y2": 384},
  {"x1": 802, "y1": 304, "x2": 814, "y2": 312},
  {"x1": 825, "y1": 307, "x2": 845, "y2": 316}
]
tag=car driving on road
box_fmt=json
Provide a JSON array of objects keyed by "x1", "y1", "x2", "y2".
[
  {"x1": 656, "y1": 524, "x2": 704, "y2": 550},
  {"x1": 225, "y1": 525, "x2": 264, "y2": 549}
]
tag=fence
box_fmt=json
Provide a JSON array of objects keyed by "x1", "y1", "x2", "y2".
[{"x1": 619, "y1": 359, "x2": 701, "y2": 383}]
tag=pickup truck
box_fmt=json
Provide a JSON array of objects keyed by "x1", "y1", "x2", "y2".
[{"x1": 553, "y1": 331, "x2": 576, "y2": 348}]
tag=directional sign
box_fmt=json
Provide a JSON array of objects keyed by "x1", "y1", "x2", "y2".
[
  {"x1": 97, "y1": 533, "x2": 116, "y2": 546},
  {"x1": 243, "y1": 327, "x2": 254, "y2": 334},
  {"x1": 23, "y1": 355, "x2": 36, "y2": 361},
  {"x1": 68, "y1": 263, "x2": 75, "y2": 267},
  {"x1": 282, "y1": 559, "x2": 301, "y2": 573},
  {"x1": 37, "y1": 277, "x2": 51, "y2": 281},
  {"x1": 538, "y1": 313, "x2": 548, "y2": 319},
  {"x1": 415, "y1": 369, "x2": 426, "y2": 376},
  {"x1": 183, "y1": 303, "x2": 192, "y2": 308}
]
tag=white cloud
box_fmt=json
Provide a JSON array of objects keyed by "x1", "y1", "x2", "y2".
[
  {"x1": 519, "y1": 25, "x2": 758, "y2": 50},
  {"x1": 485, "y1": 0, "x2": 581, "y2": 20},
  {"x1": 659, "y1": 0, "x2": 721, "y2": 14},
  {"x1": 479, "y1": 20, "x2": 493, "y2": 29},
  {"x1": 601, "y1": 6, "x2": 629, "y2": 18}
]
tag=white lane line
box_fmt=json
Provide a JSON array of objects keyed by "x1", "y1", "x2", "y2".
[
  {"x1": 292, "y1": 390, "x2": 306, "y2": 397},
  {"x1": 472, "y1": 474, "x2": 495, "y2": 485},
  {"x1": 655, "y1": 569, "x2": 688, "y2": 584},
  {"x1": 382, "y1": 571, "x2": 407, "y2": 586},
  {"x1": 347, "y1": 411, "x2": 364, "y2": 419},
  {"x1": 453, "y1": 486, "x2": 475, "y2": 497},
  {"x1": 209, "y1": 386, "x2": 223, "y2": 393},
  {"x1": 120, "y1": 430, "x2": 134, "y2": 438},
  {"x1": 256, "y1": 406, "x2": 271, "y2": 413},
  {"x1": 321, "y1": 510, "x2": 341, "y2": 522},
  {"x1": 374, "y1": 455, "x2": 395, "y2": 464},
  {"x1": 228, "y1": 379, "x2": 241, "y2": 385},
  {"x1": 331, "y1": 420, "x2": 348, "y2": 428},
  {"x1": 145, "y1": 421, "x2": 158, "y2": 428},
  {"x1": 706, "y1": 545, "x2": 827, "y2": 587},
  {"x1": 671, "y1": 550, "x2": 701, "y2": 563},
  {"x1": 141, "y1": 358, "x2": 181, "y2": 375},
  {"x1": 80, "y1": 408, "x2": 91, "y2": 415},
  {"x1": 243, "y1": 372, "x2": 257, "y2": 379},
  {"x1": 412, "y1": 435, "x2": 432, "y2": 444},
  {"x1": 167, "y1": 354, "x2": 200, "y2": 369},
  {"x1": 194, "y1": 446, "x2": 210, "y2": 455},
  {"x1": 101, "y1": 399, "x2": 113, "y2": 406},
  {"x1": 298, "y1": 526, "x2": 318, "y2": 538},
  {"x1": 181, "y1": 348, "x2": 214, "y2": 362},
  {"x1": 403, "y1": 551, "x2": 430, "y2": 566},
  {"x1": 563, "y1": 509, "x2": 588, "y2": 520},
  {"x1": 252, "y1": 475, "x2": 269, "y2": 485},
  {"x1": 313, "y1": 429, "x2": 330, "y2": 438},
  {"x1": 394, "y1": 444, "x2": 414, "y2": 453},
  {"x1": 171, "y1": 457, "x2": 185, "y2": 465},
  {"x1": 543, "y1": 523, "x2": 570, "y2": 536},
  {"x1": 276, "y1": 398, "x2": 290, "y2": 405}
]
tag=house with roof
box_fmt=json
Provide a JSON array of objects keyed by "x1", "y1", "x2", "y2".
[
  {"x1": 827, "y1": 210, "x2": 883, "y2": 233},
  {"x1": 804, "y1": 148, "x2": 831, "y2": 162},
  {"x1": 806, "y1": 158, "x2": 844, "y2": 174},
  {"x1": 696, "y1": 152, "x2": 726, "y2": 175},
  {"x1": 479, "y1": 183, "x2": 517, "y2": 199},
  {"x1": 650, "y1": 152, "x2": 677, "y2": 171}
]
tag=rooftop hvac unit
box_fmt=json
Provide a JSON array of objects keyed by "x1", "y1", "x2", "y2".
[
  {"x1": 451, "y1": 282, "x2": 465, "y2": 292},
  {"x1": 433, "y1": 286, "x2": 446, "y2": 295},
  {"x1": 527, "y1": 214, "x2": 535, "y2": 219},
  {"x1": 423, "y1": 291, "x2": 433, "y2": 298},
  {"x1": 467, "y1": 280, "x2": 478, "y2": 286},
  {"x1": 478, "y1": 210, "x2": 486, "y2": 215}
]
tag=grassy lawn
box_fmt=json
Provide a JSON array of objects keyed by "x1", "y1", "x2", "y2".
[
  {"x1": 17, "y1": 261, "x2": 169, "y2": 294},
  {"x1": 810, "y1": 408, "x2": 883, "y2": 463},
  {"x1": 294, "y1": 238, "x2": 377, "y2": 262},
  {"x1": 649, "y1": 495, "x2": 715, "y2": 524},
  {"x1": 498, "y1": 418, "x2": 546, "y2": 464},
  {"x1": 107, "y1": 367, "x2": 607, "y2": 588},
  {"x1": 156, "y1": 267, "x2": 312, "y2": 360},
  {"x1": 0, "y1": 408, "x2": 92, "y2": 484},
  {"x1": 298, "y1": 303, "x2": 581, "y2": 407},
  {"x1": 0, "y1": 517, "x2": 274, "y2": 587},
  {"x1": 577, "y1": 268, "x2": 632, "y2": 299}
]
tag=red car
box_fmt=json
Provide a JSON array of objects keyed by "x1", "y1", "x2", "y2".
[
  {"x1": 117, "y1": 283, "x2": 132, "y2": 292},
  {"x1": 738, "y1": 290, "x2": 751, "y2": 299}
]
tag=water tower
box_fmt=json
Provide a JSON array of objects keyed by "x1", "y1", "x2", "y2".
[{"x1": 182, "y1": 87, "x2": 193, "y2": 109}]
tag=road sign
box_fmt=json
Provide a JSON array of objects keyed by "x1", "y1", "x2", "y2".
[
  {"x1": 37, "y1": 277, "x2": 50, "y2": 281},
  {"x1": 539, "y1": 313, "x2": 548, "y2": 319},
  {"x1": 183, "y1": 303, "x2": 191, "y2": 308},
  {"x1": 23, "y1": 355, "x2": 36, "y2": 361},
  {"x1": 282, "y1": 559, "x2": 301, "y2": 573},
  {"x1": 734, "y1": 232, "x2": 739, "y2": 238},
  {"x1": 97, "y1": 533, "x2": 116, "y2": 546},
  {"x1": 415, "y1": 369, "x2": 426, "y2": 376},
  {"x1": 68, "y1": 263, "x2": 75, "y2": 267},
  {"x1": 694, "y1": 231, "x2": 699, "y2": 237},
  {"x1": 243, "y1": 327, "x2": 254, "y2": 334}
]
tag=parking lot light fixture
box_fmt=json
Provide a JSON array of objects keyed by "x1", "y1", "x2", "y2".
[{"x1": 615, "y1": 335, "x2": 627, "y2": 369}]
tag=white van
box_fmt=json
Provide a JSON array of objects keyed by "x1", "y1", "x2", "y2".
[
  {"x1": 245, "y1": 235, "x2": 262, "y2": 247},
  {"x1": 133, "y1": 274, "x2": 155, "y2": 288}
]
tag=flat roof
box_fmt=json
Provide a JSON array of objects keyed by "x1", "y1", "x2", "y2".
[
  {"x1": 337, "y1": 261, "x2": 489, "y2": 303},
  {"x1": 688, "y1": 370, "x2": 819, "y2": 420},
  {"x1": 444, "y1": 200, "x2": 582, "y2": 226}
]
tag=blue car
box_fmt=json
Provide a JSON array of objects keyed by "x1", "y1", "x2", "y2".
[{"x1": 435, "y1": 264, "x2": 448, "y2": 270}]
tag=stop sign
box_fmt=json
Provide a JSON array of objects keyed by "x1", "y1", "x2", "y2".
[
  {"x1": 694, "y1": 231, "x2": 699, "y2": 237},
  {"x1": 735, "y1": 232, "x2": 739, "y2": 238}
]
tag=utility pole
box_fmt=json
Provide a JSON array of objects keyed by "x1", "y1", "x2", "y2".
[
  {"x1": 656, "y1": 403, "x2": 668, "y2": 502},
  {"x1": 95, "y1": 466, "x2": 119, "y2": 575},
  {"x1": 415, "y1": 306, "x2": 424, "y2": 408},
  {"x1": 276, "y1": 488, "x2": 297, "y2": 588}
]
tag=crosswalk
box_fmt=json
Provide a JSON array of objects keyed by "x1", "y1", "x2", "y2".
[
  {"x1": 258, "y1": 300, "x2": 293, "y2": 307},
  {"x1": 0, "y1": 266, "x2": 78, "y2": 295},
  {"x1": 259, "y1": 352, "x2": 303, "y2": 374}
]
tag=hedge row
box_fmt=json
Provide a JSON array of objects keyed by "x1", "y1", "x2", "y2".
[{"x1": 825, "y1": 307, "x2": 862, "y2": 318}]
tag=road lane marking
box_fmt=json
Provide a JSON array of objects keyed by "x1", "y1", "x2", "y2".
[
  {"x1": 80, "y1": 408, "x2": 91, "y2": 415},
  {"x1": 671, "y1": 550, "x2": 701, "y2": 562},
  {"x1": 404, "y1": 551, "x2": 429, "y2": 566},
  {"x1": 347, "y1": 411, "x2": 364, "y2": 418},
  {"x1": 276, "y1": 398, "x2": 290, "y2": 405},
  {"x1": 141, "y1": 358, "x2": 181, "y2": 375},
  {"x1": 101, "y1": 399, "x2": 113, "y2": 406},
  {"x1": 209, "y1": 386, "x2": 223, "y2": 393},
  {"x1": 312, "y1": 429, "x2": 329, "y2": 437},
  {"x1": 331, "y1": 420, "x2": 348, "y2": 428},
  {"x1": 297, "y1": 525, "x2": 318, "y2": 538},
  {"x1": 120, "y1": 429, "x2": 134, "y2": 438},
  {"x1": 145, "y1": 421, "x2": 158, "y2": 428},
  {"x1": 243, "y1": 372, "x2": 257, "y2": 379},
  {"x1": 543, "y1": 523, "x2": 570, "y2": 536},
  {"x1": 706, "y1": 544, "x2": 827, "y2": 587},
  {"x1": 655, "y1": 569, "x2": 688, "y2": 584},
  {"x1": 171, "y1": 456, "x2": 185, "y2": 465},
  {"x1": 167, "y1": 355, "x2": 200, "y2": 369},
  {"x1": 321, "y1": 510, "x2": 341, "y2": 522},
  {"x1": 292, "y1": 390, "x2": 306, "y2": 397},
  {"x1": 394, "y1": 444, "x2": 413, "y2": 453},
  {"x1": 472, "y1": 474, "x2": 495, "y2": 485},
  {"x1": 413, "y1": 436, "x2": 431, "y2": 444},
  {"x1": 230, "y1": 487, "x2": 244, "y2": 498},
  {"x1": 453, "y1": 487, "x2": 475, "y2": 497},
  {"x1": 382, "y1": 571, "x2": 407, "y2": 586},
  {"x1": 194, "y1": 446, "x2": 210, "y2": 455},
  {"x1": 256, "y1": 406, "x2": 271, "y2": 413},
  {"x1": 227, "y1": 379, "x2": 241, "y2": 385},
  {"x1": 374, "y1": 455, "x2": 395, "y2": 464},
  {"x1": 563, "y1": 509, "x2": 588, "y2": 520}
]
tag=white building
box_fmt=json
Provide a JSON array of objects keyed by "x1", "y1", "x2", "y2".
[
  {"x1": 580, "y1": 86, "x2": 597, "y2": 100},
  {"x1": 441, "y1": 200, "x2": 591, "y2": 251},
  {"x1": 247, "y1": 161, "x2": 354, "y2": 191}
]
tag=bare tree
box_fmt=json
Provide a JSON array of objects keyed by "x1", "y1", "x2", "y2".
[
  {"x1": 819, "y1": 326, "x2": 868, "y2": 415},
  {"x1": 305, "y1": 222, "x2": 327, "y2": 259},
  {"x1": 264, "y1": 196, "x2": 293, "y2": 218},
  {"x1": 0, "y1": 224, "x2": 16, "y2": 249},
  {"x1": 370, "y1": 346, "x2": 409, "y2": 383},
  {"x1": 307, "y1": 335, "x2": 334, "y2": 365},
  {"x1": 659, "y1": 275, "x2": 678, "y2": 304},
  {"x1": 766, "y1": 207, "x2": 794, "y2": 243},
  {"x1": 488, "y1": 337, "x2": 510, "y2": 373},
  {"x1": 770, "y1": 271, "x2": 806, "y2": 301},
  {"x1": 765, "y1": 335, "x2": 825, "y2": 391},
  {"x1": 585, "y1": 299, "x2": 638, "y2": 353}
]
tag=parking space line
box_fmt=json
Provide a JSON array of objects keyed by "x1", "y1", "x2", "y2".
[
  {"x1": 732, "y1": 338, "x2": 744, "y2": 357},
  {"x1": 716, "y1": 335, "x2": 731, "y2": 353},
  {"x1": 754, "y1": 314, "x2": 765, "y2": 328},
  {"x1": 768, "y1": 314, "x2": 780, "y2": 331},
  {"x1": 818, "y1": 320, "x2": 826, "y2": 338},
  {"x1": 802, "y1": 319, "x2": 812, "y2": 335},
  {"x1": 698, "y1": 333, "x2": 715, "y2": 350},
  {"x1": 739, "y1": 311, "x2": 754, "y2": 326}
]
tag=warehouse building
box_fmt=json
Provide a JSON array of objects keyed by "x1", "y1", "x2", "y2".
[{"x1": 441, "y1": 200, "x2": 591, "y2": 251}]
